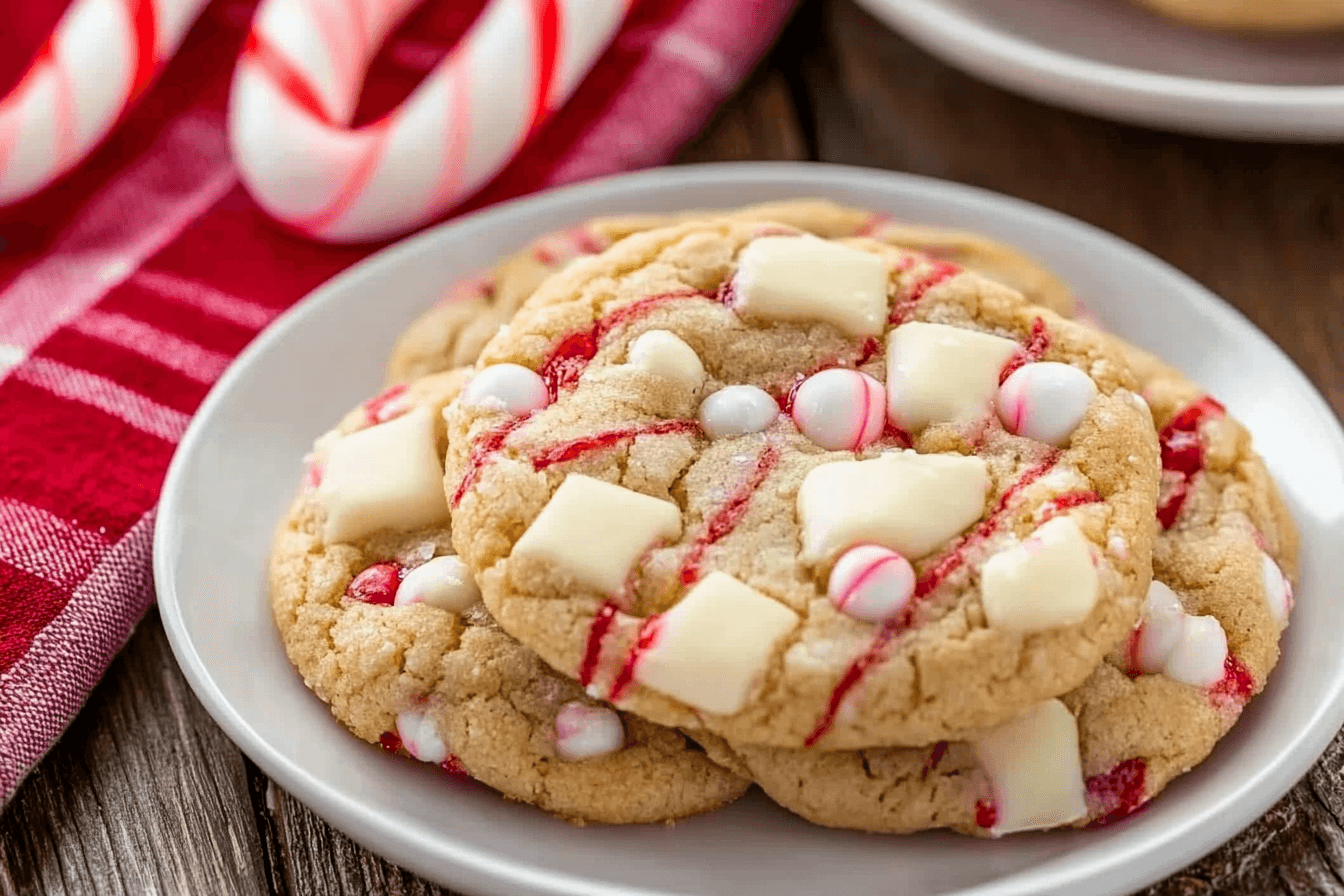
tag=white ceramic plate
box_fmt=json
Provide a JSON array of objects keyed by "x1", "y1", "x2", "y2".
[
  {"x1": 155, "y1": 162, "x2": 1344, "y2": 896},
  {"x1": 853, "y1": 0, "x2": 1344, "y2": 141}
]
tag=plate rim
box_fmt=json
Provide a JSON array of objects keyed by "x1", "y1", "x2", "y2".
[
  {"x1": 852, "y1": 0, "x2": 1344, "y2": 141},
  {"x1": 154, "y1": 160, "x2": 1344, "y2": 896}
]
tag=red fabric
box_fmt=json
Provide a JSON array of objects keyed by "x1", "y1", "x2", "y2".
[{"x1": 0, "y1": 0, "x2": 796, "y2": 803}]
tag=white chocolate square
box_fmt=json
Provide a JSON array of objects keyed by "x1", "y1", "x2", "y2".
[
  {"x1": 797, "y1": 450, "x2": 989, "y2": 562},
  {"x1": 626, "y1": 330, "x2": 705, "y2": 390},
  {"x1": 636, "y1": 572, "x2": 798, "y2": 714},
  {"x1": 886, "y1": 322, "x2": 1019, "y2": 430},
  {"x1": 971, "y1": 699, "x2": 1087, "y2": 835},
  {"x1": 512, "y1": 475, "x2": 682, "y2": 595},
  {"x1": 317, "y1": 406, "x2": 449, "y2": 543},
  {"x1": 733, "y1": 235, "x2": 889, "y2": 337},
  {"x1": 980, "y1": 517, "x2": 1099, "y2": 632}
]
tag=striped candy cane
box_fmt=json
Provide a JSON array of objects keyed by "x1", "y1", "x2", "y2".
[
  {"x1": 228, "y1": 0, "x2": 635, "y2": 244},
  {"x1": 0, "y1": 0, "x2": 212, "y2": 207}
]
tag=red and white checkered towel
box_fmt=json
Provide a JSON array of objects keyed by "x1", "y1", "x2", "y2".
[{"x1": 0, "y1": 0, "x2": 796, "y2": 803}]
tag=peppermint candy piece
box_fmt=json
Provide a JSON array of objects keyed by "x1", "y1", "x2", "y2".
[{"x1": 792, "y1": 369, "x2": 886, "y2": 452}]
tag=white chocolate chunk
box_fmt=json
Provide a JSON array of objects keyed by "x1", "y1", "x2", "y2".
[
  {"x1": 636, "y1": 571, "x2": 798, "y2": 714},
  {"x1": 317, "y1": 406, "x2": 449, "y2": 543},
  {"x1": 797, "y1": 450, "x2": 989, "y2": 562},
  {"x1": 1163, "y1": 614, "x2": 1228, "y2": 687},
  {"x1": 698, "y1": 385, "x2": 779, "y2": 439},
  {"x1": 886, "y1": 322, "x2": 1019, "y2": 431},
  {"x1": 997, "y1": 362, "x2": 1098, "y2": 446},
  {"x1": 980, "y1": 517, "x2": 1099, "y2": 632},
  {"x1": 462, "y1": 363, "x2": 549, "y2": 415},
  {"x1": 627, "y1": 330, "x2": 705, "y2": 390},
  {"x1": 513, "y1": 475, "x2": 682, "y2": 595},
  {"x1": 972, "y1": 699, "x2": 1087, "y2": 834},
  {"x1": 554, "y1": 701, "x2": 625, "y2": 761},
  {"x1": 396, "y1": 709, "x2": 448, "y2": 764},
  {"x1": 1261, "y1": 552, "x2": 1292, "y2": 627},
  {"x1": 1134, "y1": 581, "x2": 1186, "y2": 674},
  {"x1": 732, "y1": 235, "x2": 889, "y2": 337},
  {"x1": 394, "y1": 555, "x2": 480, "y2": 611}
]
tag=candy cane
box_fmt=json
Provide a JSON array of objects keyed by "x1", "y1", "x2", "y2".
[
  {"x1": 229, "y1": 0, "x2": 635, "y2": 244},
  {"x1": 0, "y1": 0, "x2": 212, "y2": 207}
]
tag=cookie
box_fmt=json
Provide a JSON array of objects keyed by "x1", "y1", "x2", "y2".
[
  {"x1": 269, "y1": 370, "x2": 749, "y2": 824},
  {"x1": 385, "y1": 200, "x2": 1073, "y2": 384},
  {"x1": 702, "y1": 343, "x2": 1297, "y2": 836},
  {"x1": 1130, "y1": 0, "x2": 1344, "y2": 30},
  {"x1": 444, "y1": 220, "x2": 1161, "y2": 749}
]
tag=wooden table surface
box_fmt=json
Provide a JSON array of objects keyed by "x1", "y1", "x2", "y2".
[{"x1": 4, "y1": 1, "x2": 1344, "y2": 893}]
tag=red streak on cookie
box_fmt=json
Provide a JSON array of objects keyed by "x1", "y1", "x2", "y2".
[
  {"x1": 1210, "y1": 653, "x2": 1255, "y2": 705},
  {"x1": 608, "y1": 614, "x2": 665, "y2": 702},
  {"x1": 569, "y1": 227, "x2": 607, "y2": 255},
  {"x1": 881, "y1": 420, "x2": 914, "y2": 448},
  {"x1": 1123, "y1": 624, "x2": 1144, "y2": 679},
  {"x1": 854, "y1": 336, "x2": 884, "y2": 367},
  {"x1": 1155, "y1": 396, "x2": 1226, "y2": 530},
  {"x1": 538, "y1": 290, "x2": 710, "y2": 399},
  {"x1": 1039, "y1": 489, "x2": 1103, "y2": 522},
  {"x1": 379, "y1": 731, "x2": 404, "y2": 754},
  {"x1": 888, "y1": 260, "x2": 961, "y2": 325},
  {"x1": 921, "y1": 741, "x2": 949, "y2": 780},
  {"x1": 531, "y1": 419, "x2": 701, "y2": 470},
  {"x1": 345, "y1": 562, "x2": 403, "y2": 605},
  {"x1": 1085, "y1": 758, "x2": 1148, "y2": 827},
  {"x1": 678, "y1": 444, "x2": 782, "y2": 586},
  {"x1": 804, "y1": 452, "x2": 1062, "y2": 746},
  {"x1": 999, "y1": 317, "x2": 1051, "y2": 384},
  {"x1": 854, "y1": 213, "x2": 890, "y2": 237},
  {"x1": 578, "y1": 601, "x2": 619, "y2": 688},
  {"x1": 362, "y1": 382, "x2": 409, "y2": 425},
  {"x1": 451, "y1": 415, "x2": 530, "y2": 507},
  {"x1": 779, "y1": 337, "x2": 886, "y2": 412},
  {"x1": 975, "y1": 799, "x2": 998, "y2": 829},
  {"x1": 440, "y1": 755, "x2": 470, "y2": 777}
]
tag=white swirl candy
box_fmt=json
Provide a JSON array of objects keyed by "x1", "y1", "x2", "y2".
[
  {"x1": 827, "y1": 545, "x2": 915, "y2": 623},
  {"x1": 462, "y1": 363, "x2": 549, "y2": 416},
  {"x1": 1132, "y1": 580, "x2": 1229, "y2": 687},
  {"x1": 394, "y1": 555, "x2": 480, "y2": 612},
  {"x1": 627, "y1": 330, "x2": 705, "y2": 390},
  {"x1": 554, "y1": 701, "x2": 625, "y2": 761},
  {"x1": 396, "y1": 709, "x2": 448, "y2": 764},
  {"x1": 698, "y1": 385, "x2": 780, "y2": 439},
  {"x1": 791, "y1": 369, "x2": 886, "y2": 452},
  {"x1": 997, "y1": 362, "x2": 1098, "y2": 446}
]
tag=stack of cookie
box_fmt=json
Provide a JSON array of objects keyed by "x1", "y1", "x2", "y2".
[{"x1": 269, "y1": 201, "x2": 1297, "y2": 834}]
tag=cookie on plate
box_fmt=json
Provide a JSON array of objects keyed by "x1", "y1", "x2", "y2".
[
  {"x1": 1131, "y1": 0, "x2": 1344, "y2": 31},
  {"x1": 269, "y1": 370, "x2": 749, "y2": 824},
  {"x1": 385, "y1": 200, "x2": 1073, "y2": 384},
  {"x1": 698, "y1": 343, "x2": 1297, "y2": 836},
  {"x1": 445, "y1": 220, "x2": 1160, "y2": 749}
]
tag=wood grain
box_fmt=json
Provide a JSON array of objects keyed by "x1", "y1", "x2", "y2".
[{"x1": 4, "y1": 2, "x2": 1343, "y2": 894}]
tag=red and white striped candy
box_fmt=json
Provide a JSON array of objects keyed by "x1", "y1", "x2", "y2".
[
  {"x1": 828, "y1": 545, "x2": 915, "y2": 623},
  {"x1": 791, "y1": 368, "x2": 886, "y2": 452},
  {"x1": 0, "y1": 0, "x2": 211, "y2": 207},
  {"x1": 229, "y1": 0, "x2": 634, "y2": 243}
]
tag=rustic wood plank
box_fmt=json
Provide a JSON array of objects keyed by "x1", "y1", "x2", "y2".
[
  {"x1": 675, "y1": 66, "x2": 813, "y2": 164},
  {"x1": 0, "y1": 610, "x2": 272, "y2": 896}
]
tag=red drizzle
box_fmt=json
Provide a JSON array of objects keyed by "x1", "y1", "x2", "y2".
[
  {"x1": 378, "y1": 730, "x2": 469, "y2": 778},
  {"x1": 345, "y1": 562, "x2": 403, "y2": 605},
  {"x1": 1155, "y1": 397, "x2": 1226, "y2": 530},
  {"x1": 439, "y1": 755, "x2": 469, "y2": 777},
  {"x1": 362, "y1": 382, "x2": 409, "y2": 425},
  {"x1": 378, "y1": 731, "x2": 403, "y2": 753},
  {"x1": 888, "y1": 260, "x2": 961, "y2": 325},
  {"x1": 975, "y1": 799, "x2": 998, "y2": 829},
  {"x1": 450, "y1": 415, "x2": 529, "y2": 507},
  {"x1": 921, "y1": 741, "x2": 949, "y2": 780},
  {"x1": 999, "y1": 317, "x2": 1050, "y2": 384},
  {"x1": 578, "y1": 601, "x2": 619, "y2": 688},
  {"x1": 678, "y1": 444, "x2": 782, "y2": 585},
  {"x1": 1210, "y1": 654, "x2": 1255, "y2": 705},
  {"x1": 1123, "y1": 625, "x2": 1144, "y2": 679},
  {"x1": 804, "y1": 452, "x2": 1061, "y2": 746},
  {"x1": 538, "y1": 291, "x2": 707, "y2": 399},
  {"x1": 1039, "y1": 489, "x2": 1102, "y2": 522},
  {"x1": 1085, "y1": 758, "x2": 1148, "y2": 827},
  {"x1": 531, "y1": 419, "x2": 700, "y2": 470},
  {"x1": 608, "y1": 614, "x2": 665, "y2": 701},
  {"x1": 779, "y1": 337, "x2": 886, "y2": 413}
]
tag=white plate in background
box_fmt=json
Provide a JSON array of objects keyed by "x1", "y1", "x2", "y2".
[
  {"x1": 155, "y1": 162, "x2": 1344, "y2": 896},
  {"x1": 854, "y1": 0, "x2": 1344, "y2": 141}
]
